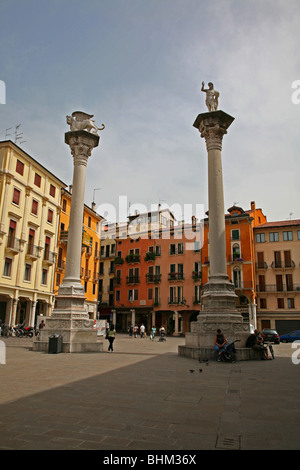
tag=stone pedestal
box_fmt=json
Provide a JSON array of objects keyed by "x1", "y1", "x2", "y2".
[
  {"x1": 33, "y1": 127, "x2": 103, "y2": 353},
  {"x1": 179, "y1": 111, "x2": 250, "y2": 360}
]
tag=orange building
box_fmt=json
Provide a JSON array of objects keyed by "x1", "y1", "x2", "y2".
[
  {"x1": 202, "y1": 201, "x2": 267, "y2": 327},
  {"x1": 54, "y1": 189, "x2": 103, "y2": 319}
]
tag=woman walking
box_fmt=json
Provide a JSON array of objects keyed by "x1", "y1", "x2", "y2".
[{"x1": 107, "y1": 324, "x2": 116, "y2": 352}]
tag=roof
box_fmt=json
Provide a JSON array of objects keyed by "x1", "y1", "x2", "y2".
[
  {"x1": 0, "y1": 140, "x2": 67, "y2": 187},
  {"x1": 255, "y1": 220, "x2": 300, "y2": 229}
]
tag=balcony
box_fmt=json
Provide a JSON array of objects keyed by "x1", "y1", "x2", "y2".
[
  {"x1": 146, "y1": 273, "x2": 161, "y2": 284},
  {"x1": 192, "y1": 272, "x2": 202, "y2": 282},
  {"x1": 256, "y1": 261, "x2": 268, "y2": 270},
  {"x1": 256, "y1": 283, "x2": 300, "y2": 293},
  {"x1": 168, "y1": 272, "x2": 185, "y2": 281},
  {"x1": 114, "y1": 277, "x2": 122, "y2": 286},
  {"x1": 228, "y1": 254, "x2": 244, "y2": 263},
  {"x1": 126, "y1": 275, "x2": 140, "y2": 285},
  {"x1": 168, "y1": 297, "x2": 185, "y2": 305},
  {"x1": 144, "y1": 252, "x2": 156, "y2": 262},
  {"x1": 56, "y1": 259, "x2": 65, "y2": 271},
  {"x1": 193, "y1": 297, "x2": 201, "y2": 305},
  {"x1": 26, "y1": 243, "x2": 39, "y2": 259},
  {"x1": 81, "y1": 268, "x2": 91, "y2": 279},
  {"x1": 93, "y1": 271, "x2": 99, "y2": 282},
  {"x1": 233, "y1": 281, "x2": 253, "y2": 290},
  {"x1": 43, "y1": 250, "x2": 56, "y2": 265},
  {"x1": 125, "y1": 253, "x2": 140, "y2": 264},
  {"x1": 59, "y1": 230, "x2": 69, "y2": 242},
  {"x1": 114, "y1": 256, "x2": 124, "y2": 265},
  {"x1": 6, "y1": 236, "x2": 22, "y2": 253},
  {"x1": 271, "y1": 260, "x2": 296, "y2": 269}
]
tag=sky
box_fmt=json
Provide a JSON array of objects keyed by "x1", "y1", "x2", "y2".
[{"x1": 0, "y1": 0, "x2": 299, "y2": 224}]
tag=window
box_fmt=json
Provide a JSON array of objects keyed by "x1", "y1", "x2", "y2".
[
  {"x1": 256, "y1": 233, "x2": 265, "y2": 243},
  {"x1": 231, "y1": 229, "x2": 240, "y2": 240},
  {"x1": 277, "y1": 298, "x2": 284, "y2": 309},
  {"x1": 31, "y1": 199, "x2": 38, "y2": 215},
  {"x1": 259, "y1": 298, "x2": 267, "y2": 309},
  {"x1": 232, "y1": 243, "x2": 241, "y2": 260},
  {"x1": 12, "y1": 188, "x2": 21, "y2": 205},
  {"x1": 49, "y1": 184, "x2": 56, "y2": 197},
  {"x1": 269, "y1": 232, "x2": 279, "y2": 242},
  {"x1": 287, "y1": 298, "x2": 295, "y2": 309},
  {"x1": 47, "y1": 208, "x2": 53, "y2": 223},
  {"x1": 16, "y1": 159, "x2": 24, "y2": 176},
  {"x1": 128, "y1": 289, "x2": 138, "y2": 301},
  {"x1": 24, "y1": 263, "x2": 31, "y2": 281},
  {"x1": 116, "y1": 290, "x2": 120, "y2": 302},
  {"x1": 4, "y1": 258, "x2": 12, "y2": 277},
  {"x1": 56, "y1": 273, "x2": 61, "y2": 286},
  {"x1": 178, "y1": 243, "x2": 184, "y2": 254},
  {"x1": 62, "y1": 199, "x2": 67, "y2": 212},
  {"x1": 41, "y1": 269, "x2": 48, "y2": 285},
  {"x1": 148, "y1": 288, "x2": 153, "y2": 300},
  {"x1": 283, "y1": 231, "x2": 293, "y2": 241},
  {"x1": 88, "y1": 216, "x2": 91, "y2": 228},
  {"x1": 34, "y1": 173, "x2": 41, "y2": 187}
]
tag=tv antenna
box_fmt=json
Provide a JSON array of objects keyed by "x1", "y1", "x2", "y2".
[
  {"x1": 5, "y1": 127, "x2": 12, "y2": 139},
  {"x1": 92, "y1": 188, "x2": 101, "y2": 204}
]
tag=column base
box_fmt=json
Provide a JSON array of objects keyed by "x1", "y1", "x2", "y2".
[{"x1": 32, "y1": 283, "x2": 102, "y2": 353}]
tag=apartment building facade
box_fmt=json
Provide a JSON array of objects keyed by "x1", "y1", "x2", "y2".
[
  {"x1": 54, "y1": 189, "x2": 103, "y2": 319},
  {"x1": 0, "y1": 141, "x2": 66, "y2": 326},
  {"x1": 202, "y1": 201, "x2": 267, "y2": 328},
  {"x1": 254, "y1": 219, "x2": 300, "y2": 334}
]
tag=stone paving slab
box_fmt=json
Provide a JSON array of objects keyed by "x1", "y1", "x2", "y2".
[{"x1": 0, "y1": 335, "x2": 300, "y2": 451}]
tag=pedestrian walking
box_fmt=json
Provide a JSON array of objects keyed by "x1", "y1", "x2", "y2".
[
  {"x1": 107, "y1": 324, "x2": 116, "y2": 352},
  {"x1": 140, "y1": 324, "x2": 145, "y2": 338}
]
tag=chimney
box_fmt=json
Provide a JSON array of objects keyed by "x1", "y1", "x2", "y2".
[
  {"x1": 251, "y1": 201, "x2": 255, "y2": 211},
  {"x1": 69, "y1": 184, "x2": 73, "y2": 194},
  {"x1": 91, "y1": 202, "x2": 96, "y2": 211}
]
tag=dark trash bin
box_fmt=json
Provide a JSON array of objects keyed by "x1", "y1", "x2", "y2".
[{"x1": 48, "y1": 335, "x2": 63, "y2": 354}]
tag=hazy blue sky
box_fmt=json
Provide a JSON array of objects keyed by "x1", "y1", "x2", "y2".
[{"x1": 1, "y1": 0, "x2": 299, "y2": 223}]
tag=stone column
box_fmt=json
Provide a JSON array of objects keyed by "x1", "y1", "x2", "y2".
[
  {"x1": 193, "y1": 111, "x2": 238, "y2": 315},
  {"x1": 179, "y1": 110, "x2": 250, "y2": 357},
  {"x1": 33, "y1": 123, "x2": 104, "y2": 353}
]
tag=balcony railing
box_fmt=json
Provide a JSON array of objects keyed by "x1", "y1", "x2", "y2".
[
  {"x1": 125, "y1": 253, "x2": 140, "y2": 263},
  {"x1": 168, "y1": 272, "x2": 184, "y2": 281},
  {"x1": 6, "y1": 236, "x2": 22, "y2": 253},
  {"x1": 126, "y1": 275, "x2": 140, "y2": 284},
  {"x1": 26, "y1": 243, "x2": 39, "y2": 258},
  {"x1": 168, "y1": 297, "x2": 185, "y2": 305},
  {"x1": 256, "y1": 283, "x2": 300, "y2": 293},
  {"x1": 56, "y1": 259, "x2": 66, "y2": 271},
  {"x1": 43, "y1": 250, "x2": 56, "y2": 264},
  {"x1": 81, "y1": 268, "x2": 91, "y2": 279},
  {"x1": 271, "y1": 260, "x2": 295, "y2": 269},
  {"x1": 146, "y1": 273, "x2": 161, "y2": 284},
  {"x1": 256, "y1": 261, "x2": 268, "y2": 270},
  {"x1": 228, "y1": 254, "x2": 245, "y2": 263}
]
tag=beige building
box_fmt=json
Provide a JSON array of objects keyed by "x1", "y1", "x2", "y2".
[
  {"x1": 254, "y1": 220, "x2": 300, "y2": 334},
  {"x1": 0, "y1": 141, "x2": 66, "y2": 327}
]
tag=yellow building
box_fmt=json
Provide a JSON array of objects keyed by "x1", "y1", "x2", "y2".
[
  {"x1": 254, "y1": 220, "x2": 300, "y2": 334},
  {"x1": 54, "y1": 189, "x2": 103, "y2": 319},
  {"x1": 0, "y1": 141, "x2": 66, "y2": 327}
]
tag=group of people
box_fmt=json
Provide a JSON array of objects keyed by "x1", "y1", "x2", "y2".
[
  {"x1": 127, "y1": 324, "x2": 165, "y2": 340},
  {"x1": 214, "y1": 328, "x2": 272, "y2": 361}
]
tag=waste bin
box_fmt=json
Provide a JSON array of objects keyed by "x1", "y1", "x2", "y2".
[{"x1": 48, "y1": 334, "x2": 63, "y2": 354}]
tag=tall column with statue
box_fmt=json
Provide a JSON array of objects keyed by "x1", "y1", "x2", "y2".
[
  {"x1": 33, "y1": 112, "x2": 105, "y2": 353},
  {"x1": 179, "y1": 83, "x2": 251, "y2": 360}
]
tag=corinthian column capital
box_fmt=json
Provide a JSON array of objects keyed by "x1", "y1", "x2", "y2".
[
  {"x1": 193, "y1": 110, "x2": 234, "y2": 152},
  {"x1": 65, "y1": 130, "x2": 100, "y2": 167}
]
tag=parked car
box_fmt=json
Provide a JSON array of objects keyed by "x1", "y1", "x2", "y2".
[
  {"x1": 280, "y1": 330, "x2": 300, "y2": 343},
  {"x1": 261, "y1": 329, "x2": 280, "y2": 344}
]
